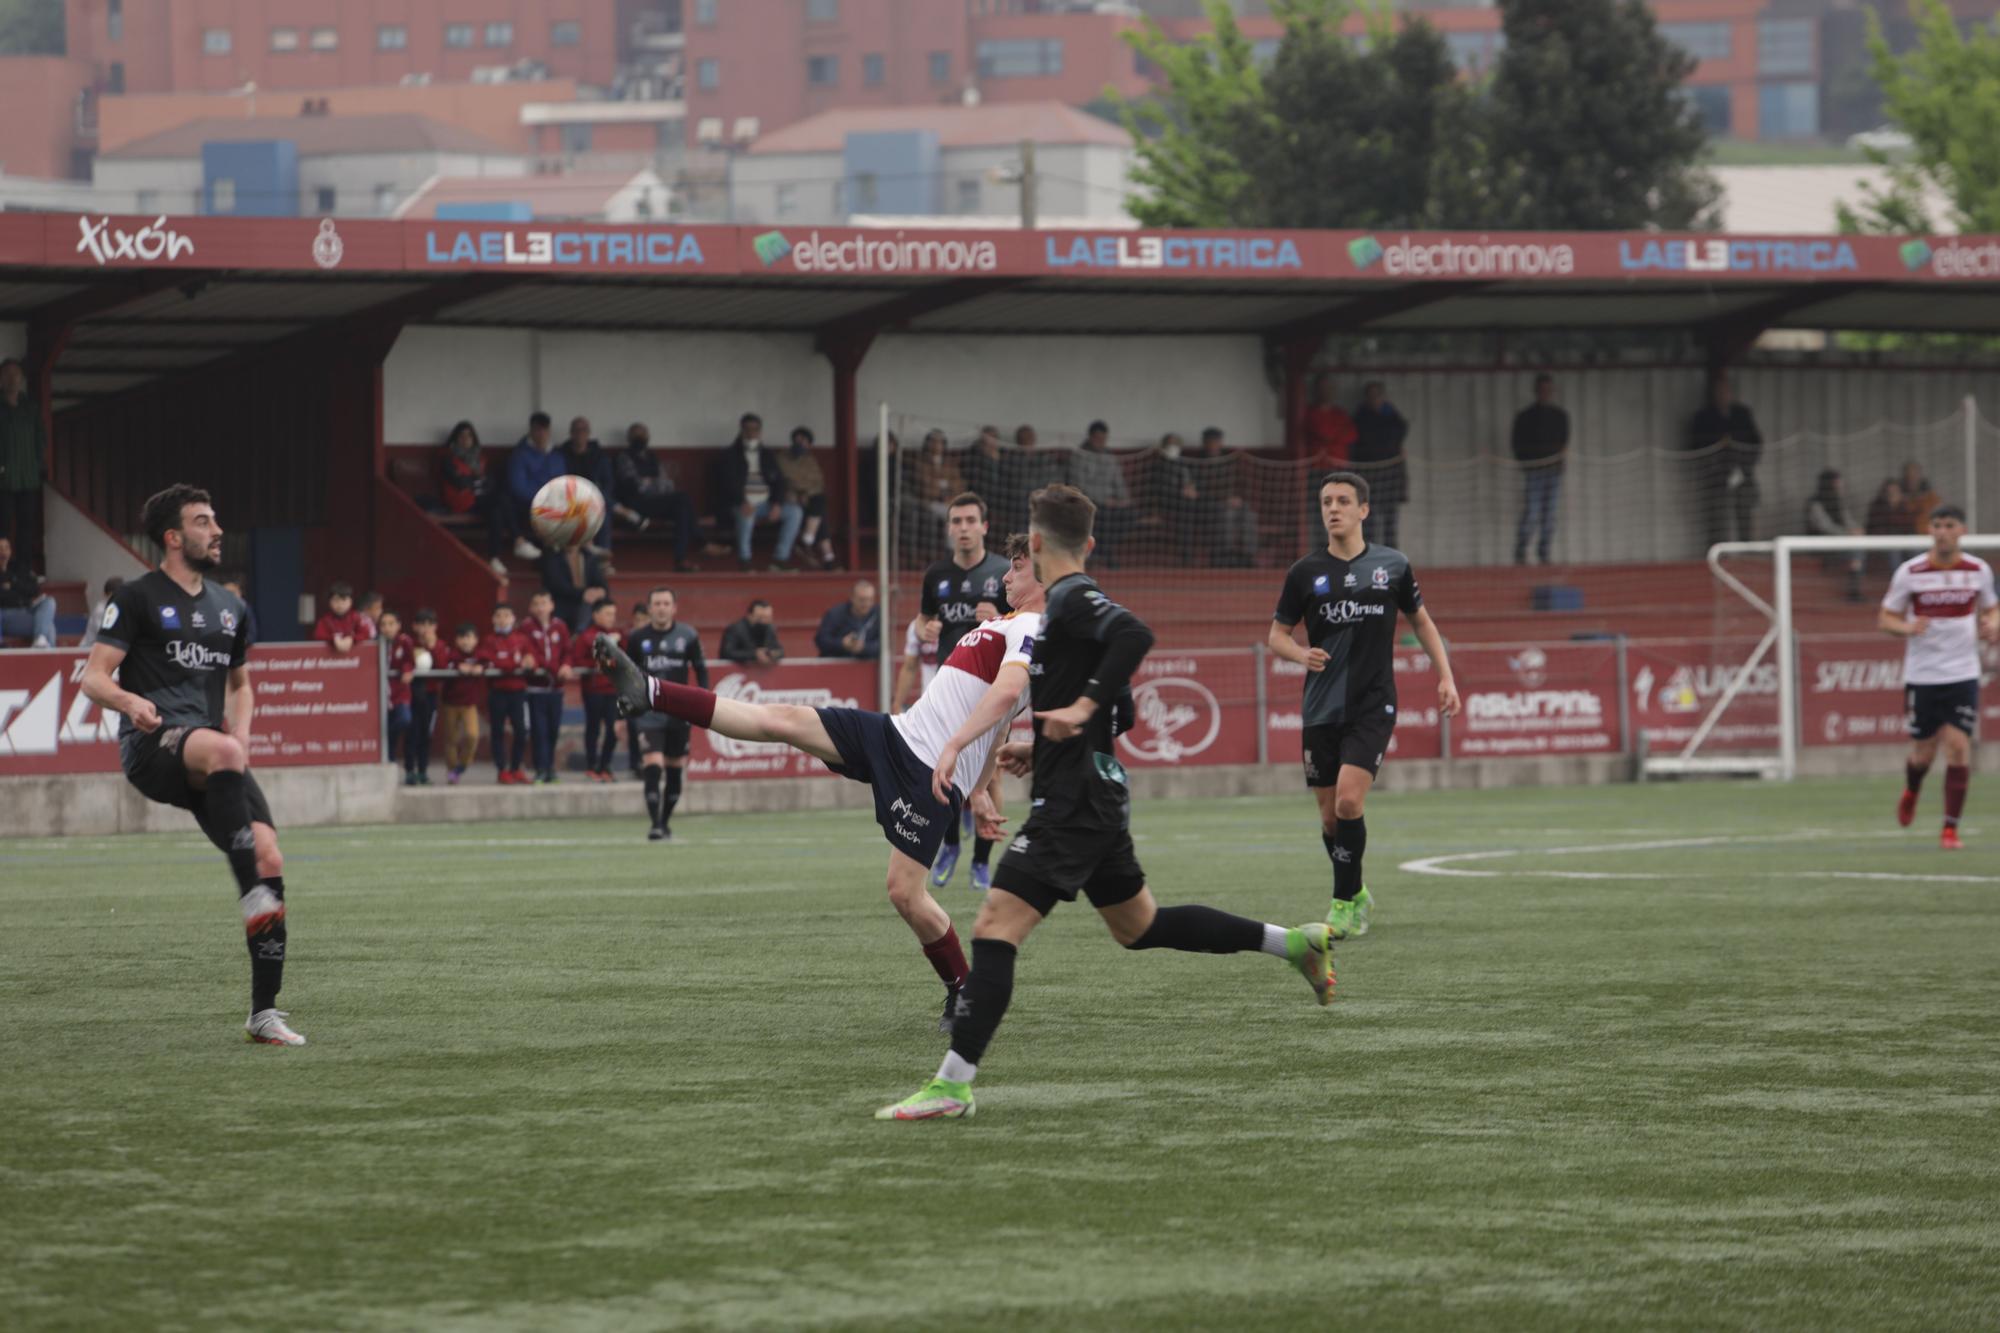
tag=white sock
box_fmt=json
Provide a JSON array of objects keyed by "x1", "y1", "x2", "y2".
[
  {"x1": 937, "y1": 1051, "x2": 977, "y2": 1085},
  {"x1": 1260, "y1": 923, "x2": 1291, "y2": 958}
]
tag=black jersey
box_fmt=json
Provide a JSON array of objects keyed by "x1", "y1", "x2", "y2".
[
  {"x1": 630, "y1": 621, "x2": 708, "y2": 688},
  {"x1": 921, "y1": 551, "x2": 1012, "y2": 657},
  {"x1": 1273, "y1": 544, "x2": 1422, "y2": 727},
  {"x1": 96, "y1": 570, "x2": 252, "y2": 753},
  {"x1": 1028, "y1": 573, "x2": 1155, "y2": 830}
]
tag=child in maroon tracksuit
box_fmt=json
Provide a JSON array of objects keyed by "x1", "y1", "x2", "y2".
[
  {"x1": 313, "y1": 582, "x2": 365, "y2": 653},
  {"x1": 477, "y1": 604, "x2": 536, "y2": 784},
  {"x1": 520, "y1": 589, "x2": 572, "y2": 785},
  {"x1": 380, "y1": 609, "x2": 417, "y2": 780},
  {"x1": 439, "y1": 623, "x2": 487, "y2": 783},
  {"x1": 571, "y1": 597, "x2": 625, "y2": 781},
  {"x1": 407, "y1": 609, "x2": 444, "y2": 785}
]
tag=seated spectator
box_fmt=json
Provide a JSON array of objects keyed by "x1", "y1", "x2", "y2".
[
  {"x1": 1803, "y1": 467, "x2": 1864, "y2": 601},
  {"x1": 379, "y1": 609, "x2": 416, "y2": 777},
  {"x1": 79, "y1": 574, "x2": 126, "y2": 651},
  {"x1": 1185, "y1": 427, "x2": 1237, "y2": 565},
  {"x1": 1895, "y1": 461, "x2": 1940, "y2": 533},
  {"x1": 613, "y1": 422, "x2": 701, "y2": 570},
  {"x1": 506, "y1": 411, "x2": 565, "y2": 564},
  {"x1": 217, "y1": 571, "x2": 257, "y2": 646},
  {"x1": 438, "y1": 621, "x2": 487, "y2": 785},
  {"x1": 1068, "y1": 420, "x2": 1137, "y2": 567},
  {"x1": 438, "y1": 420, "x2": 516, "y2": 577},
  {"x1": 1217, "y1": 491, "x2": 1260, "y2": 568},
  {"x1": 1012, "y1": 424, "x2": 1064, "y2": 521},
  {"x1": 0, "y1": 534, "x2": 55, "y2": 646},
  {"x1": 718, "y1": 412, "x2": 804, "y2": 571},
  {"x1": 538, "y1": 542, "x2": 606, "y2": 630},
  {"x1": 357, "y1": 591, "x2": 383, "y2": 641},
  {"x1": 779, "y1": 426, "x2": 839, "y2": 570},
  {"x1": 312, "y1": 582, "x2": 365, "y2": 654},
  {"x1": 814, "y1": 580, "x2": 880, "y2": 658},
  {"x1": 1866, "y1": 479, "x2": 1907, "y2": 536},
  {"x1": 722, "y1": 598, "x2": 786, "y2": 665},
  {"x1": 1305, "y1": 375, "x2": 1357, "y2": 466},
  {"x1": 963, "y1": 425, "x2": 1015, "y2": 535},
  {"x1": 906, "y1": 429, "x2": 966, "y2": 560},
  {"x1": 562, "y1": 415, "x2": 617, "y2": 567}
]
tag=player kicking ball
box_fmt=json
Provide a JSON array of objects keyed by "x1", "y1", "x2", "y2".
[
  {"x1": 1881, "y1": 504, "x2": 1998, "y2": 849},
  {"x1": 875, "y1": 486, "x2": 1333, "y2": 1122},
  {"x1": 1268, "y1": 471, "x2": 1459, "y2": 939},
  {"x1": 79, "y1": 484, "x2": 303, "y2": 1046},
  {"x1": 597, "y1": 535, "x2": 1042, "y2": 1030}
]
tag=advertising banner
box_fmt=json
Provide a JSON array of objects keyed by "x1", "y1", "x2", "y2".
[
  {"x1": 1793, "y1": 635, "x2": 1998, "y2": 746},
  {"x1": 1115, "y1": 650, "x2": 1259, "y2": 769},
  {"x1": 409, "y1": 221, "x2": 732, "y2": 274},
  {"x1": 0, "y1": 643, "x2": 382, "y2": 776},
  {"x1": 736, "y1": 225, "x2": 1037, "y2": 277},
  {"x1": 1263, "y1": 648, "x2": 1444, "y2": 766},
  {"x1": 681, "y1": 659, "x2": 875, "y2": 780},
  {"x1": 54, "y1": 213, "x2": 407, "y2": 272},
  {"x1": 1449, "y1": 642, "x2": 1623, "y2": 758},
  {"x1": 1626, "y1": 638, "x2": 1781, "y2": 753}
]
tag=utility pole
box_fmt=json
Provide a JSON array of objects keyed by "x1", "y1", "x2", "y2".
[{"x1": 1018, "y1": 139, "x2": 1037, "y2": 230}]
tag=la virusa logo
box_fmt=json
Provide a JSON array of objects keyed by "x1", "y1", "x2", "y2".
[{"x1": 75, "y1": 215, "x2": 196, "y2": 265}]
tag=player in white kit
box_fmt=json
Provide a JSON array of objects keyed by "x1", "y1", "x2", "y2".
[
  {"x1": 596, "y1": 534, "x2": 1044, "y2": 1025},
  {"x1": 1880, "y1": 505, "x2": 1999, "y2": 849}
]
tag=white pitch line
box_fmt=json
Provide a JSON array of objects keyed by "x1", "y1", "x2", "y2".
[{"x1": 1399, "y1": 830, "x2": 1999, "y2": 884}]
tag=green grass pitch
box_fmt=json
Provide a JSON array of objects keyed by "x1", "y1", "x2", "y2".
[{"x1": 4, "y1": 776, "x2": 1999, "y2": 1330}]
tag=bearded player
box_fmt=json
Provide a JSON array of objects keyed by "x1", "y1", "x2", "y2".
[
  {"x1": 1269, "y1": 472, "x2": 1460, "y2": 939},
  {"x1": 1883, "y1": 504, "x2": 1999, "y2": 849},
  {"x1": 79, "y1": 484, "x2": 303, "y2": 1046},
  {"x1": 598, "y1": 534, "x2": 1042, "y2": 1029}
]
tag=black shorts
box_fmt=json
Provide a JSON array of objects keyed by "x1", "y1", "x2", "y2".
[
  {"x1": 121, "y1": 725, "x2": 275, "y2": 854},
  {"x1": 991, "y1": 812, "x2": 1147, "y2": 916},
  {"x1": 815, "y1": 706, "x2": 960, "y2": 867},
  {"x1": 1302, "y1": 710, "x2": 1395, "y2": 786},
  {"x1": 1907, "y1": 679, "x2": 1980, "y2": 740},
  {"x1": 635, "y1": 715, "x2": 691, "y2": 759}
]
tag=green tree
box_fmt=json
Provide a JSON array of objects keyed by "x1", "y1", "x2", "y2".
[
  {"x1": 1837, "y1": 0, "x2": 2000, "y2": 235},
  {"x1": 1482, "y1": 0, "x2": 1718, "y2": 229},
  {"x1": 1113, "y1": 1, "x2": 1267, "y2": 228},
  {"x1": 0, "y1": 0, "x2": 63, "y2": 55}
]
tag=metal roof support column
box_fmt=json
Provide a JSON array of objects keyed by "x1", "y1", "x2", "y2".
[
  {"x1": 1278, "y1": 335, "x2": 1318, "y2": 458},
  {"x1": 820, "y1": 331, "x2": 876, "y2": 573}
]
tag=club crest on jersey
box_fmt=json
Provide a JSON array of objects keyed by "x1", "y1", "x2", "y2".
[
  {"x1": 937, "y1": 579, "x2": 952, "y2": 597},
  {"x1": 159, "y1": 606, "x2": 179, "y2": 626},
  {"x1": 960, "y1": 579, "x2": 972, "y2": 593},
  {"x1": 1313, "y1": 574, "x2": 1330, "y2": 592},
  {"x1": 1372, "y1": 566, "x2": 1390, "y2": 589},
  {"x1": 220, "y1": 609, "x2": 236, "y2": 632},
  {"x1": 983, "y1": 577, "x2": 999, "y2": 596}
]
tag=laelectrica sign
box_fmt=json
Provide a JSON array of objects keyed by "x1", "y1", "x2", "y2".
[
  {"x1": 420, "y1": 227, "x2": 708, "y2": 268},
  {"x1": 1044, "y1": 233, "x2": 1304, "y2": 271}
]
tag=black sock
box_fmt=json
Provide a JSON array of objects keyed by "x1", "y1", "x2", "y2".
[
  {"x1": 1126, "y1": 904, "x2": 1262, "y2": 953},
  {"x1": 643, "y1": 766, "x2": 662, "y2": 824},
  {"x1": 1332, "y1": 818, "x2": 1366, "y2": 901},
  {"x1": 943, "y1": 815, "x2": 961, "y2": 849},
  {"x1": 662, "y1": 766, "x2": 683, "y2": 827},
  {"x1": 949, "y1": 938, "x2": 1017, "y2": 1067},
  {"x1": 244, "y1": 876, "x2": 286, "y2": 1013},
  {"x1": 973, "y1": 836, "x2": 993, "y2": 867},
  {"x1": 205, "y1": 770, "x2": 260, "y2": 893}
]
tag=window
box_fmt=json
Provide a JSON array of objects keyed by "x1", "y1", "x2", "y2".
[
  {"x1": 315, "y1": 186, "x2": 336, "y2": 213},
  {"x1": 445, "y1": 24, "x2": 474, "y2": 49},
  {"x1": 1661, "y1": 21, "x2": 1731, "y2": 63},
  {"x1": 697, "y1": 58, "x2": 719, "y2": 90},
  {"x1": 310, "y1": 27, "x2": 338, "y2": 51},
  {"x1": 135, "y1": 189, "x2": 159, "y2": 213},
  {"x1": 374, "y1": 184, "x2": 397, "y2": 215},
  {"x1": 485, "y1": 22, "x2": 513, "y2": 47},
  {"x1": 108, "y1": 0, "x2": 122, "y2": 42},
  {"x1": 378, "y1": 24, "x2": 407, "y2": 50},
  {"x1": 695, "y1": 0, "x2": 716, "y2": 24},
  {"x1": 863, "y1": 52, "x2": 884, "y2": 86},
  {"x1": 203, "y1": 29, "x2": 232, "y2": 55},
  {"x1": 776, "y1": 183, "x2": 798, "y2": 218},
  {"x1": 956, "y1": 177, "x2": 981, "y2": 214},
  {"x1": 977, "y1": 38, "x2": 1063, "y2": 79},
  {"x1": 929, "y1": 50, "x2": 950, "y2": 84},
  {"x1": 107, "y1": 61, "x2": 124, "y2": 93},
  {"x1": 212, "y1": 178, "x2": 236, "y2": 212},
  {"x1": 1759, "y1": 81, "x2": 1819, "y2": 138},
  {"x1": 1685, "y1": 83, "x2": 1732, "y2": 134},
  {"x1": 807, "y1": 54, "x2": 838, "y2": 86},
  {"x1": 551, "y1": 20, "x2": 581, "y2": 47},
  {"x1": 1758, "y1": 19, "x2": 1814, "y2": 76},
  {"x1": 852, "y1": 172, "x2": 878, "y2": 213},
  {"x1": 807, "y1": 0, "x2": 838, "y2": 19},
  {"x1": 562, "y1": 123, "x2": 593, "y2": 152},
  {"x1": 271, "y1": 27, "x2": 300, "y2": 52}
]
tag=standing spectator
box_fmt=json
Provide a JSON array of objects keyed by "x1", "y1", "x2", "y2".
[
  {"x1": 356, "y1": 591, "x2": 383, "y2": 641},
  {"x1": 721, "y1": 598, "x2": 785, "y2": 664},
  {"x1": 538, "y1": 542, "x2": 605, "y2": 632},
  {"x1": 379, "y1": 609, "x2": 416, "y2": 780},
  {"x1": 506, "y1": 411, "x2": 565, "y2": 562},
  {"x1": 1186, "y1": 427, "x2": 1237, "y2": 565},
  {"x1": 1510, "y1": 373, "x2": 1571, "y2": 566},
  {"x1": 963, "y1": 425, "x2": 1015, "y2": 535},
  {"x1": 613, "y1": 422, "x2": 701, "y2": 570},
  {"x1": 1687, "y1": 373, "x2": 1764, "y2": 548},
  {"x1": 571, "y1": 597, "x2": 625, "y2": 782},
  {"x1": 438, "y1": 622, "x2": 486, "y2": 785},
  {"x1": 1217, "y1": 490, "x2": 1261, "y2": 568},
  {"x1": 1351, "y1": 382, "x2": 1409, "y2": 548},
  {"x1": 562, "y1": 416, "x2": 617, "y2": 568},
  {"x1": 218, "y1": 571, "x2": 258, "y2": 646},
  {"x1": 407, "y1": 608, "x2": 443, "y2": 786},
  {"x1": 312, "y1": 582, "x2": 364, "y2": 653},
  {"x1": 779, "y1": 427, "x2": 839, "y2": 570},
  {"x1": 717, "y1": 412, "x2": 803, "y2": 571},
  {"x1": 520, "y1": 589, "x2": 572, "y2": 785},
  {"x1": 0, "y1": 358, "x2": 44, "y2": 566},
  {"x1": 1895, "y1": 461, "x2": 1941, "y2": 534},
  {"x1": 79, "y1": 575, "x2": 126, "y2": 651},
  {"x1": 814, "y1": 580, "x2": 880, "y2": 658},
  {"x1": 907, "y1": 429, "x2": 966, "y2": 559},
  {"x1": 1804, "y1": 467, "x2": 1866, "y2": 602},
  {"x1": 439, "y1": 421, "x2": 512, "y2": 577},
  {"x1": 0, "y1": 534, "x2": 55, "y2": 646},
  {"x1": 1067, "y1": 420, "x2": 1136, "y2": 567},
  {"x1": 1012, "y1": 424, "x2": 1064, "y2": 530},
  {"x1": 1305, "y1": 375, "x2": 1357, "y2": 467},
  {"x1": 477, "y1": 602, "x2": 534, "y2": 785}
]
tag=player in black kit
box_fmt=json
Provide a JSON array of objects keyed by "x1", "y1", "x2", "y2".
[
  {"x1": 1270, "y1": 471, "x2": 1459, "y2": 940},
  {"x1": 919, "y1": 491, "x2": 1011, "y2": 891},
  {"x1": 877, "y1": 485, "x2": 1334, "y2": 1121},
  {"x1": 80, "y1": 484, "x2": 303, "y2": 1046},
  {"x1": 628, "y1": 586, "x2": 708, "y2": 841}
]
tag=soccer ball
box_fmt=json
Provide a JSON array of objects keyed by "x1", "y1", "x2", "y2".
[
  {"x1": 531, "y1": 476, "x2": 606, "y2": 551},
  {"x1": 413, "y1": 649, "x2": 434, "y2": 672}
]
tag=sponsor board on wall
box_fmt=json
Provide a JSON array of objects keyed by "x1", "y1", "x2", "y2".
[
  {"x1": 681, "y1": 661, "x2": 876, "y2": 779},
  {"x1": 1626, "y1": 638, "x2": 1781, "y2": 752},
  {"x1": 1449, "y1": 643, "x2": 1622, "y2": 758},
  {"x1": 413, "y1": 222, "x2": 725, "y2": 273},
  {"x1": 0, "y1": 644, "x2": 382, "y2": 776},
  {"x1": 1798, "y1": 635, "x2": 1996, "y2": 745},
  {"x1": 1263, "y1": 649, "x2": 1444, "y2": 763},
  {"x1": 1116, "y1": 652, "x2": 1258, "y2": 768}
]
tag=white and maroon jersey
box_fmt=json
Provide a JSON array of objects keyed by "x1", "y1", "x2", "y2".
[
  {"x1": 1882, "y1": 553, "x2": 1998, "y2": 685},
  {"x1": 902, "y1": 617, "x2": 940, "y2": 693},
  {"x1": 891, "y1": 610, "x2": 1041, "y2": 795}
]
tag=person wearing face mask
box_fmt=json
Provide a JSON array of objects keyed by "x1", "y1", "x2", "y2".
[
  {"x1": 778, "y1": 426, "x2": 839, "y2": 570},
  {"x1": 717, "y1": 412, "x2": 803, "y2": 572},
  {"x1": 614, "y1": 422, "x2": 701, "y2": 571},
  {"x1": 1146, "y1": 432, "x2": 1198, "y2": 564}
]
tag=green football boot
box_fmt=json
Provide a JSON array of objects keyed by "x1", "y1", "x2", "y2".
[
  {"x1": 875, "y1": 1077, "x2": 975, "y2": 1121},
  {"x1": 1327, "y1": 886, "x2": 1373, "y2": 940},
  {"x1": 1286, "y1": 923, "x2": 1335, "y2": 1005}
]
